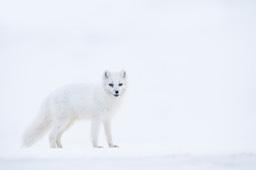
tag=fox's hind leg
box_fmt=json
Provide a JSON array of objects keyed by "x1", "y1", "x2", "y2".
[
  {"x1": 49, "y1": 118, "x2": 73, "y2": 148},
  {"x1": 56, "y1": 132, "x2": 64, "y2": 148}
]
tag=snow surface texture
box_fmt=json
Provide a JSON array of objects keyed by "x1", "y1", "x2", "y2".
[
  {"x1": 1, "y1": 149, "x2": 256, "y2": 170},
  {"x1": 0, "y1": 0, "x2": 256, "y2": 169}
]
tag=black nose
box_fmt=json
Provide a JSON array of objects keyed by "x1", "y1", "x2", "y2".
[{"x1": 115, "y1": 90, "x2": 119, "y2": 94}]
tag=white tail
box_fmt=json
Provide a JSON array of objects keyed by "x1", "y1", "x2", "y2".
[{"x1": 22, "y1": 105, "x2": 51, "y2": 147}]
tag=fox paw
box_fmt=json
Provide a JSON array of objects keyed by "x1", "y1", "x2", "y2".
[
  {"x1": 109, "y1": 144, "x2": 119, "y2": 148},
  {"x1": 94, "y1": 145, "x2": 103, "y2": 148}
]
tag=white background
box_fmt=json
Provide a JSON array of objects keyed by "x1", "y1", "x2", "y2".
[{"x1": 0, "y1": 0, "x2": 256, "y2": 169}]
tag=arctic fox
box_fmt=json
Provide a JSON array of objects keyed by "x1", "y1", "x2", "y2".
[{"x1": 23, "y1": 70, "x2": 127, "y2": 148}]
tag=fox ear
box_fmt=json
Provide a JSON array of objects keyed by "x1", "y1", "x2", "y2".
[
  {"x1": 104, "y1": 70, "x2": 111, "y2": 79},
  {"x1": 121, "y1": 70, "x2": 126, "y2": 78}
]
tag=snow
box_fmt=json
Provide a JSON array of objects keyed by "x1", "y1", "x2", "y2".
[
  {"x1": 1, "y1": 0, "x2": 256, "y2": 169},
  {"x1": 1, "y1": 148, "x2": 256, "y2": 170}
]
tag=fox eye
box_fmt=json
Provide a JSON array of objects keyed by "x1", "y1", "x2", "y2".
[
  {"x1": 109, "y1": 83, "x2": 114, "y2": 87},
  {"x1": 119, "y1": 83, "x2": 123, "y2": 86}
]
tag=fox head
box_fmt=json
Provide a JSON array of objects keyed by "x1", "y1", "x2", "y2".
[{"x1": 103, "y1": 70, "x2": 127, "y2": 98}]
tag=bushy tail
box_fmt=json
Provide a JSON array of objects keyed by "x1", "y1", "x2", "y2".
[{"x1": 22, "y1": 104, "x2": 51, "y2": 147}]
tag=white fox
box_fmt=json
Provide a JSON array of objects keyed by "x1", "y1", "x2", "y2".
[{"x1": 23, "y1": 70, "x2": 127, "y2": 148}]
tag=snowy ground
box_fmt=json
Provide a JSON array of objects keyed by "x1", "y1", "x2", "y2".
[
  {"x1": 1, "y1": 148, "x2": 256, "y2": 170},
  {"x1": 1, "y1": 0, "x2": 256, "y2": 169}
]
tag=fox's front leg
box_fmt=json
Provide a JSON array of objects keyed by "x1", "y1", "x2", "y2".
[
  {"x1": 103, "y1": 119, "x2": 119, "y2": 148},
  {"x1": 91, "y1": 119, "x2": 103, "y2": 148}
]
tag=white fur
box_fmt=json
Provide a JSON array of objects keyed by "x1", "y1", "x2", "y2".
[{"x1": 23, "y1": 70, "x2": 127, "y2": 148}]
